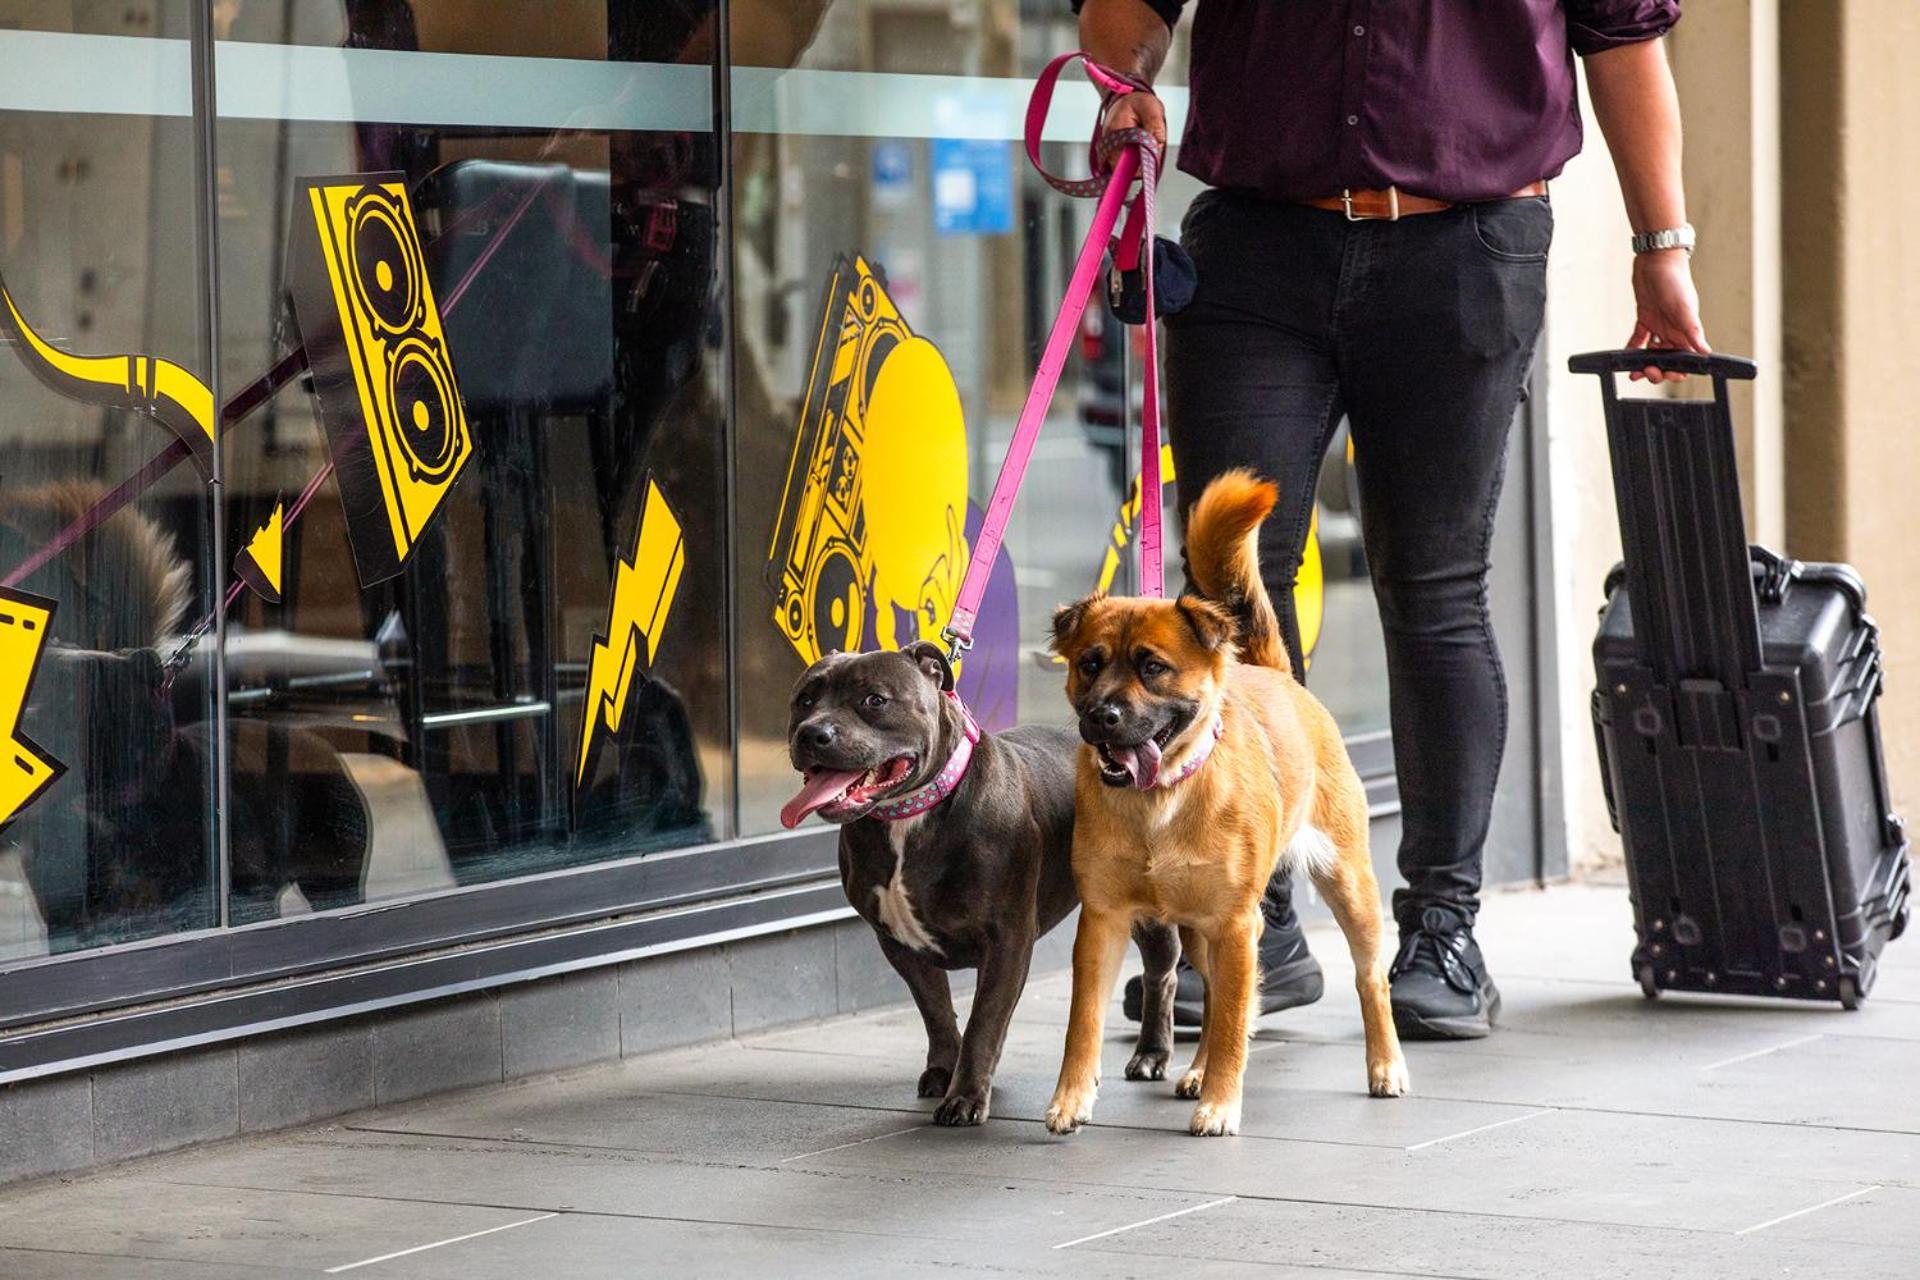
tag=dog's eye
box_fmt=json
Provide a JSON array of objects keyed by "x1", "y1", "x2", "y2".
[
  {"x1": 1139, "y1": 658, "x2": 1170, "y2": 678},
  {"x1": 1077, "y1": 654, "x2": 1103, "y2": 677},
  {"x1": 796, "y1": 692, "x2": 815, "y2": 708},
  {"x1": 863, "y1": 692, "x2": 889, "y2": 709}
]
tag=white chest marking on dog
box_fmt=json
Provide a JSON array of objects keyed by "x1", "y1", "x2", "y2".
[
  {"x1": 875, "y1": 814, "x2": 942, "y2": 955},
  {"x1": 1284, "y1": 823, "x2": 1340, "y2": 879}
]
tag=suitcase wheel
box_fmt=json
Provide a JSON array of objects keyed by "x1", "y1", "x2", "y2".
[
  {"x1": 1636, "y1": 963, "x2": 1661, "y2": 1000},
  {"x1": 1838, "y1": 976, "x2": 1862, "y2": 1011},
  {"x1": 1893, "y1": 902, "x2": 1910, "y2": 943}
]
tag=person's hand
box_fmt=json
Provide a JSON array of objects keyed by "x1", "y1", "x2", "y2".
[
  {"x1": 1625, "y1": 249, "x2": 1709, "y2": 383},
  {"x1": 1102, "y1": 90, "x2": 1167, "y2": 151}
]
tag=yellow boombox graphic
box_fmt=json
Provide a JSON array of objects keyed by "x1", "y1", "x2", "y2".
[
  {"x1": 767, "y1": 255, "x2": 970, "y2": 665},
  {"x1": 290, "y1": 174, "x2": 473, "y2": 587}
]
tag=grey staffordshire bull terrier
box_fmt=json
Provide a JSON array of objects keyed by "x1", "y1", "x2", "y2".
[{"x1": 782, "y1": 640, "x2": 1179, "y2": 1126}]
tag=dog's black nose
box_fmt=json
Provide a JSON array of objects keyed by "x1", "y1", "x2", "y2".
[
  {"x1": 1091, "y1": 703, "x2": 1124, "y2": 730},
  {"x1": 799, "y1": 719, "x2": 837, "y2": 750}
]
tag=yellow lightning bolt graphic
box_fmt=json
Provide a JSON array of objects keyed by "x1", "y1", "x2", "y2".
[
  {"x1": 1086, "y1": 445, "x2": 1323, "y2": 669},
  {"x1": 235, "y1": 500, "x2": 284, "y2": 602},
  {"x1": 1095, "y1": 444, "x2": 1179, "y2": 597},
  {"x1": 0, "y1": 587, "x2": 65, "y2": 830},
  {"x1": 575, "y1": 476, "x2": 685, "y2": 789}
]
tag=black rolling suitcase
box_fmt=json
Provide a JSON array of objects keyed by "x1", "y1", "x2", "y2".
[{"x1": 1574, "y1": 350, "x2": 1910, "y2": 1008}]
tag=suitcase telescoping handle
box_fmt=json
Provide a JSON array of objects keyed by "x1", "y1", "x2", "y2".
[
  {"x1": 1567, "y1": 350, "x2": 1758, "y2": 381},
  {"x1": 1571, "y1": 349, "x2": 1765, "y2": 690}
]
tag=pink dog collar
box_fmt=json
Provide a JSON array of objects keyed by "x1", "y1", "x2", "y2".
[
  {"x1": 868, "y1": 693, "x2": 982, "y2": 821},
  {"x1": 1154, "y1": 714, "x2": 1224, "y2": 789}
]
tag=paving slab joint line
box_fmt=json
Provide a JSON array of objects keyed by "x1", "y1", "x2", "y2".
[
  {"x1": 1403, "y1": 1107, "x2": 1556, "y2": 1152},
  {"x1": 1698, "y1": 1033, "x2": 1824, "y2": 1072},
  {"x1": 323, "y1": 1211, "x2": 560, "y2": 1272},
  {"x1": 1734, "y1": 1185, "x2": 1879, "y2": 1236},
  {"x1": 780, "y1": 1125, "x2": 924, "y2": 1163},
  {"x1": 1052, "y1": 1195, "x2": 1238, "y2": 1250}
]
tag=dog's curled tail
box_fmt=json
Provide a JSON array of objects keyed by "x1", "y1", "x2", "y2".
[{"x1": 1185, "y1": 469, "x2": 1290, "y2": 674}]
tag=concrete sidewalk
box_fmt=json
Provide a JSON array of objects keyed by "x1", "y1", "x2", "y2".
[{"x1": 0, "y1": 881, "x2": 1914, "y2": 1278}]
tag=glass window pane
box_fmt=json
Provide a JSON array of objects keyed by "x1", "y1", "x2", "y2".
[
  {"x1": 730, "y1": 3, "x2": 1391, "y2": 836},
  {"x1": 0, "y1": 5, "x2": 217, "y2": 959},
  {"x1": 215, "y1": 3, "x2": 730, "y2": 923},
  {"x1": 730, "y1": 1, "x2": 1110, "y2": 833}
]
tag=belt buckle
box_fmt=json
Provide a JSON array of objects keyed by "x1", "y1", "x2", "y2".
[{"x1": 1340, "y1": 187, "x2": 1400, "y2": 223}]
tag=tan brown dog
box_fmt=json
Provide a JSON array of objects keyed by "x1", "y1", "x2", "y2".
[{"x1": 1044, "y1": 469, "x2": 1409, "y2": 1137}]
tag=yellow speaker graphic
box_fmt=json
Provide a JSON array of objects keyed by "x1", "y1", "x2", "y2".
[
  {"x1": 766, "y1": 255, "x2": 970, "y2": 666},
  {"x1": 289, "y1": 174, "x2": 473, "y2": 586}
]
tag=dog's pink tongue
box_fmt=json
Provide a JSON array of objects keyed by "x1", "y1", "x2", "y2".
[
  {"x1": 1114, "y1": 739, "x2": 1163, "y2": 791},
  {"x1": 780, "y1": 769, "x2": 866, "y2": 829}
]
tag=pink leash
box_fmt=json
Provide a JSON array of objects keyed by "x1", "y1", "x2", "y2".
[{"x1": 942, "y1": 51, "x2": 1165, "y2": 662}]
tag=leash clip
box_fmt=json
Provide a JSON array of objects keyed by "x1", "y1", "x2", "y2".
[{"x1": 939, "y1": 625, "x2": 973, "y2": 666}]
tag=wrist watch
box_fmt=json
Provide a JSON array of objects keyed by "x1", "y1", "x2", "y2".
[{"x1": 1632, "y1": 224, "x2": 1696, "y2": 256}]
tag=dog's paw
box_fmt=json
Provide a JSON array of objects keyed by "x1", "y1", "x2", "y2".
[
  {"x1": 933, "y1": 1090, "x2": 990, "y2": 1127},
  {"x1": 1173, "y1": 1068, "x2": 1205, "y2": 1100},
  {"x1": 1044, "y1": 1086, "x2": 1096, "y2": 1136},
  {"x1": 1125, "y1": 1049, "x2": 1170, "y2": 1082},
  {"x1": 917, "y1": 1065, "x2": 954, "y2": 1099},
  {"x1": 1368, "y1": 1058, "x2": 1411, "y2": 1098},
  {"x1": 1188, "y1": 1098, "x2": 1241, "y2": 1137}
]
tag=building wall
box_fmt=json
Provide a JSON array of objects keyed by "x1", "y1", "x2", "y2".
[
  {"x1": 0, "y1": 916, "x2": 1066, "y2": 1190},
  {"x1": 1540, "y1": 73, "x2": 1638, "y2": 875},
  {"x1": 1780, "y1": 0, "x2": 1920, "y2": 819}
]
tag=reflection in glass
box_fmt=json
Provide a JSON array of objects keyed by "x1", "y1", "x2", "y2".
[
  {"x1": 215, "y1": 1, "x2": 729, "y2": 923},
  {"x1": 729, "y1": 1, "x2": 1117, "y2": 833},
  {"x1": 0, "y1": 5, "x2": 217, "y2": 959}
]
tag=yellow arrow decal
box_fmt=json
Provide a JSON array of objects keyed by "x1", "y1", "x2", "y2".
[{"x1": 0, "y1": 272, "x2": 217, "y2": 475}]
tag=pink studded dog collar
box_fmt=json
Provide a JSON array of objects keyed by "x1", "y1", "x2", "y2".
[{"x1": 868, "y1": 693, "x2": 982, "y2": 822}]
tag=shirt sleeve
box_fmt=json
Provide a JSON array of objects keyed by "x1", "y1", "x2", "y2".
[
  {"x1": 1069, "y1": 0, "x2": 1184, "y2": 30},
  {"x1": 1566, "y1": 0, "x2": 1681, "y2": 56}
]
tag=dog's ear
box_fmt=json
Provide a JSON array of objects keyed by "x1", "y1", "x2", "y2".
[
  {"x1": 1176, "y1": 596, "x2": 1235, "y2": 652},
  {"x1": 903, "y1": 640, "x2": 955, "y2": 691},
  {"x1": 1050, "y1": 594, "x2": 1102, "y2": 654}
]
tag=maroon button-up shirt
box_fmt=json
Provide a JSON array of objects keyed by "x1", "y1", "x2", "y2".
[{"x1": 1082, "y1": 0, "x2": 1681, "y2": 204}]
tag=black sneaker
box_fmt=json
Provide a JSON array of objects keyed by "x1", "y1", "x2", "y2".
[
  {"x1": 1389, "y1": 907, "x2": 1501, "y2": 1040},
  {"x1": 1122, "y1": 905, "x2": 1325, "y2": 1030}
]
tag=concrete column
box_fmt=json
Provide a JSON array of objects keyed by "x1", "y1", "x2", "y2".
[
  {"x1": 1666, "y1": 0, "x2": 1785, "y2": 545},
  {"x1": 1782, "y1": 1, "x2": 1920, "y2": 814}
]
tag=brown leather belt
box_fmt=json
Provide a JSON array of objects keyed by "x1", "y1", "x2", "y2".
[{"x1": 1301, "y1": 181, "x2": 1549, "y2": 222}]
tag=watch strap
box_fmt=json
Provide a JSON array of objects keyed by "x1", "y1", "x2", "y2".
[{"x1": 1632, "y1": 225, "x2": 1696, "y2": 255}]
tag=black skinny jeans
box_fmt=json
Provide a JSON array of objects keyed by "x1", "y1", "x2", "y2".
[{"x1": 1164, "y1": 191, "x2": 1550, "y2": 933}]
